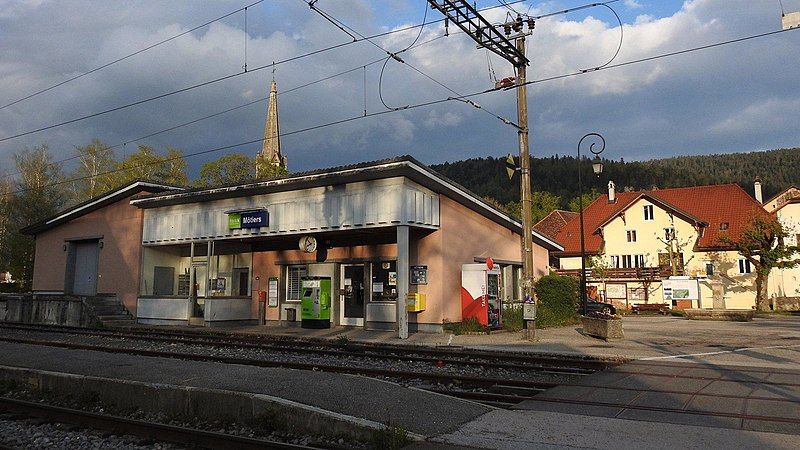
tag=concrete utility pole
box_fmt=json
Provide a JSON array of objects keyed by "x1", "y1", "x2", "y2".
[{"x1": 427, "y1": 1, "x2": 535, "y2": 300}]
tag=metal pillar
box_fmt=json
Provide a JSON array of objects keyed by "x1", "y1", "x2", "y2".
[{"x1": 396, "y1": 226, "x2": 409, "y2": 339}]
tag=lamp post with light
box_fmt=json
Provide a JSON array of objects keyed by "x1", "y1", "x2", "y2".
[{"x1": 577, "y1": 133, "x2": 606, "y2": 316}]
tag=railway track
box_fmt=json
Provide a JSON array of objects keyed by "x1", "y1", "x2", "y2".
[
  {"x1": 0, "y1": 396, "x2": 319, "y2": 450},
  {"x1": 0, "y1": 322, "x2": 620, "y2": 408},
  {"x1": 0, "y1": 322, "x2": 617, "y2": 373}
]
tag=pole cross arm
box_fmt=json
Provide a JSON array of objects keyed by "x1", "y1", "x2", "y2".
[{"x1": 427, "y1": 0, "x2": 529, "y2": 67}]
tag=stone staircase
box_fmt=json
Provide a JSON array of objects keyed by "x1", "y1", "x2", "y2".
[{"x1": 82, "y1": 296, "x2": 136, "y2": 327}]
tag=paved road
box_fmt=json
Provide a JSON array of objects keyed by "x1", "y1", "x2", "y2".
[{"x1": 433, "y1": 358, "x2": 800, "y2": 449}]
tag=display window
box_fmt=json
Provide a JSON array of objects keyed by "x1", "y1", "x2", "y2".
[{"x1": 370, "y1": 260, "x2": 397, "y2": 301}]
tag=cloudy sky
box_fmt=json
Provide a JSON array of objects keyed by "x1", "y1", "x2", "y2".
[{"x1": 0, "y1": 0, "x2": 798, "y2": 178}]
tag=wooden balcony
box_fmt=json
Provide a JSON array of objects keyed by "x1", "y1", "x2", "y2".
[{"x1": 555, "y1": 266, "x2": 681, "y2": 280}]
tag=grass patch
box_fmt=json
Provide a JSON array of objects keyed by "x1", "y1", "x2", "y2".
[
  {"x1": 502, "y1": 305, "x2": 524, "y2": 332},
  {"x1": 670, "y1": 310, "x2": 686, "y2": 317},
  {"x1": 371, "y1": 424, "x2": 410, "y2": 450},
  {"x1": 443, "y1": 317, "x2": 489, "y2": 335}
]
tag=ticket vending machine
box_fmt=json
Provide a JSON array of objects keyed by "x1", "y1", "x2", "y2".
[
  {"x1": 301, "y1": 276, "x2": 331, "y2": 329},
  {"x1": 461, "y1": 264, "x2": 502, "y2": 328}
]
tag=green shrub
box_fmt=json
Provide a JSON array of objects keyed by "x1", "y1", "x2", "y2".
[
  {"x1": 443, "y1": 317, "x2": 489, "y2": 335},
  {"x1": 0, "y1": 282, "x2": 23, "y2": 293},
  {"x1": 502, "y1": 304, "x2": 524, "y2": 331},
  {"x1": 534, "y1": 274, "x2": 580, "y2": 328}
]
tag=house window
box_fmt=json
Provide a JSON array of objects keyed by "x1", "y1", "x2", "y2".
[
  {"x1": 286, "y1": 265, "x2": 307, "y2": 301},
  {"x1": 705, "y1": 262, "x2": 715, "y2": 276},
  {"x1": 371, "y1": 261, "x2": 398, "y2": 301},
  {"x1": 622, "y1": 255, "x2": 633, "y2": 269},
  {"x1": 635, "y1": 254, "x2": 646, "y2": 268},
  {"x1": 610, "y1": 255, "x2": 620, "y2": 268},
  {"x1": 738, "y1": 259, "x2": 752, "y2": 274},
  {"x1": 664, "y1": 227, "x2": 675, "y2": 241},
  {"x1": 643, "y1": 205, "x2": 654, "y2": 221},
  {"x1": 626, "y1": 230, "x2": 637, "y2": 242}
]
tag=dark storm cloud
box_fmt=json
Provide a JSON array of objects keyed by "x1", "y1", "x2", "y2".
[{"x1": 0, "y1": 0, "x2": 798, "y2": 178}]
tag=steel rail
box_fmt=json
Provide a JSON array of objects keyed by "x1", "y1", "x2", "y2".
[
  {"x1": 0, "y1": 322, "x2": 615, "y2": 371},
  {"x1": 0, "y1": 323, "x2": 594, "y2": 375},
  {"x1": 0, "y1": 335, "x2": 560, "y2": 391},
  {"x1": 0, "y1": 396, "x2": 316, "y2": 450}
]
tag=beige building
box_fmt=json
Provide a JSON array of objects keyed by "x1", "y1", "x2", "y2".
[
  {"x1": 766, "y1": 186, "x2": 800, "y2": 308},
  {"x1": 538, "y1": 181, "x2": 770, "y2": 310}
]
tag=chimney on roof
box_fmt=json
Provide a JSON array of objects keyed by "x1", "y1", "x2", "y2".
[
  {"x1": 608, "y1": 180, "x2": 616, "y2": 204},
  {"x1": 754, "y1": 176, "x2": 763, "y2": 204}
]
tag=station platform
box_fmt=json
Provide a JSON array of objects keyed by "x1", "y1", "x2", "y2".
[
  {"x1": 0, "y1": 341, "x2": 491, "y2": 441},
  {"x1": 0, "y1": 341, "x2": 798, "y2": 448}
]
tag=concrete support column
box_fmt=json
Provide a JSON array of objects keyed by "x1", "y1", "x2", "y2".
[
  {"x1": 397, "y1": 226, "x2": 409, "y2": 339},
  {"x1": 188, "y1": 242, "x2": 195, "y2": 321}
]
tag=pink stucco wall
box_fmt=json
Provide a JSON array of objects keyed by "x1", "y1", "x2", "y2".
[
  {"x1": 32, "y1": 196, "x2": 146, "y2": 314},
  {"x1": 251, "y1": 196, "x2": 550, "y2": 327}
]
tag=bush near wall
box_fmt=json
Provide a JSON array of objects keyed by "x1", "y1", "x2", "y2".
[
  {"x1": 535, "y1": 274, "x2": 580, "y2": 328},
  {"x1": 0, "y1": 283, "x2": 23, "y2": 294}
]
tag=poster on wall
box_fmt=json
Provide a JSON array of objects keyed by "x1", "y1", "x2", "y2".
[
  {"x1": 606, "y1": 283, "x2": 627, "y2": 299},
  {"x1": 268, "y1": 277, "x2": 278, "y2": 307},
  {"x1": 662, "y1": 277, "x2": 699, "y2": 300}
]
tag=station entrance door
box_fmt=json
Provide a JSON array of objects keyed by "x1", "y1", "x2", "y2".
[{"x1": 340, "y1": 264, "x2": 365, "y2": 326}]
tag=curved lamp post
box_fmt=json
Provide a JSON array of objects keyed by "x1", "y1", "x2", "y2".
[{"x1": 577, "y1": 133, "x2": 606, "y2": 316}]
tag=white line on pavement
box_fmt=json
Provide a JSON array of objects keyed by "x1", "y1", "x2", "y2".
[{"x1": 639, "y1": 343, "x2": 800, "y2": 360}]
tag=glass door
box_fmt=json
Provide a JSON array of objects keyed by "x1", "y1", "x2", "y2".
[{"x1": 341, "y1": 264, "x2": 365, "y2": 326}]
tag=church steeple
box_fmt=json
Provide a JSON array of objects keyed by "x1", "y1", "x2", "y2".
[{"x1": 256, "y1": 79, "x2": 287, "y2": 177}]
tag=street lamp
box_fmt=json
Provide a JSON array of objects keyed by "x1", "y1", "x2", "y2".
[{"x1": 577, "y1": 133, "x2": 606, "y2": 316}]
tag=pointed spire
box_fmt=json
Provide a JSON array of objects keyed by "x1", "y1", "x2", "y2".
[{"x1": 256, "y1": 78, "x2": 286, "y2": 177}]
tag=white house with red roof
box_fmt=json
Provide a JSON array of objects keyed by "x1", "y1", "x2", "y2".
[
  {"x1": 537, "y1": 181, "x2": 770, "y2": 310},
  {"x1": 766, "y1": 186, "x2": 800, "y2": 309}
]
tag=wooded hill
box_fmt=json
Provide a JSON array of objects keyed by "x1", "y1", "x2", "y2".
[{"x1": 432, "y1": 147, "x2": 800, "y2": 209}]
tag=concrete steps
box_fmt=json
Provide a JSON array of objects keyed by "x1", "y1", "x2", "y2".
[{"x1": 83, "y1": 296, "x2": 135, "y2": 327}]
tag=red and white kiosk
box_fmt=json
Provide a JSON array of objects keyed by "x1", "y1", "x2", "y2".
[{"x1": 460, "y1": 260, "x2": 502, "y2": 328}]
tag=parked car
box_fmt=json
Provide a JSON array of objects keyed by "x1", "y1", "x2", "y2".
[{"x1": 583, "y1": 300, "x2": 616, "y2": 315}]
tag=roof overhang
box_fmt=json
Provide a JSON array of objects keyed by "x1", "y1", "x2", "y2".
[
  {"x1": 130, "y1": 156, "x2": 564, "y2": 252},
  {"x1": 20, "y1": 181, "x2": 183, "y2": 235}
]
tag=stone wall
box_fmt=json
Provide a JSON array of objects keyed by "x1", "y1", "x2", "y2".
[
  {"x1": 772, "y1": 296, "x2": 800, "y2": 311},
  {"x1": 0, "y1": 294, "x2": 92, "y2": 326}
]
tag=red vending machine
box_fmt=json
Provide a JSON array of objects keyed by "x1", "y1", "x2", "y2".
[{"x1": 461, "y1": 263, "x2": 502, "y2": 328}]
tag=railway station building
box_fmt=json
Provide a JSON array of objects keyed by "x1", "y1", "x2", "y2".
[{"x1": 23, "y1": 156, "x2": 562, "y2": 332}]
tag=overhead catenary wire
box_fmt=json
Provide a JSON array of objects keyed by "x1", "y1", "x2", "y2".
[
  {"x1": 305, "y1": 1, "x2": 519, "y2": 127},
  {"x1": 1, "y1": 35, "x2": 446, "y2": 181},
  {"x1": 0, "y1": 0, "x2": 530, "y2": 145},
  {"x1": 5, "y1": 24, "x2": 798, "y2": 199},
  {"x1": 0, "y1": 0, "x2": 267, "y2": 111}
]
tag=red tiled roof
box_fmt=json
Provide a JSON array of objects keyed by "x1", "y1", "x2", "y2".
[
  {"x1": 533, "y1": 210, "x2": 578, "y2": 240},
  {"x1": 554, "y1": 184, "x2": 770, "y2": 256}
]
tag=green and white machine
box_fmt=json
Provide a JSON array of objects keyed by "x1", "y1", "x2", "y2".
[{"x1": 300, "y1": 276, "x2": 331, "y2": 329}]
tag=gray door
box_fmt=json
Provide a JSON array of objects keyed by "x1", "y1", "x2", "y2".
[
  {"x1": 153, "y1": 266, "x2": 175, "y2": 296},
  {"x1": 72, "y1": 241, "x2": 99, "y2": 296}
]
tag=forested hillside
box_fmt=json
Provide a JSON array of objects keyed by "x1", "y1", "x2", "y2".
[{"x1": 432, "y1": 147, "x2": 800, "y2": 209}]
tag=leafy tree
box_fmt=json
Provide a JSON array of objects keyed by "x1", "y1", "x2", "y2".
[
  {"x1": 112, "y1": 145, "x2": 188, "y2": 187},
  {"x1": 72, "y1": 138, "x2": 117, "y2": 200},
  {"x1": 718, "y1": 215, "x2": 800, "y2": 311},
  {"x1": 196, "y1": 153, "x2": 255, "y2": 187},
  {"x1": 255, "y1": 158, "x2": 288, "y2": 180},
  {"x1": 503, "y1": 191, "x2": 562, "y2": 223},
  {"x1": 0, "y1": 145, "x2": 66, "y2": 287},
  {"x1": 568, "y1": 189, "x2": 600, "y2": 213}
]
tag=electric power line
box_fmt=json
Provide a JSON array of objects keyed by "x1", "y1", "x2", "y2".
[
  {"x1": 0, "y1": 0, "x2": 266, "y2": 111},
  {"x1": 5, "y1": 24, "x2": 798, "y2": 199},
  {"x1": 0, "y1": 0, "x2": 529, "y2": 145},
  {"x1": 0, "y1": 35, "x2": 446, "y2": 181}
]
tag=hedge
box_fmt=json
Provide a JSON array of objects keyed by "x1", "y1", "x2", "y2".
[{"x1": 534, "y1": 274, "x2": 580, "y2": 328}]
